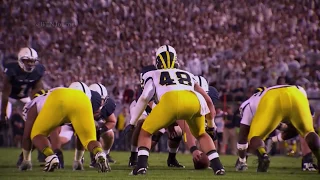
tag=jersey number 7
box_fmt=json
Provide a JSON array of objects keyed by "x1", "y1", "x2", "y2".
[{"x1": 159, "y1": 71, "x2": 192, "y2": 86}]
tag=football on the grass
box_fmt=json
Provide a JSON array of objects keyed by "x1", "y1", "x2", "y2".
[{"x1": 193, "y1": 153, "x2": 209, "y2": 169}]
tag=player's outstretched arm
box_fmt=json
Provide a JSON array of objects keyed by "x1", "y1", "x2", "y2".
[
  {"x1": 1, "y1": 75, "x2": 12, "y2": 123},
  {"x1": 129, "y1": 80, "x2": 155, "y2": 126},
  {"x1": 21, "y1": 104, "x2": 38, "y2": 163}
]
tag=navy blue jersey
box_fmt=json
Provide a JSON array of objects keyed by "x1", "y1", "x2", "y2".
[
  {"x1": 100, "y1": 97, "x2": 116, "y2": 119},
  {"x1": 208, "y1": 86, "x2": 220, "y2": 105},
  {"x1": 91, "y1": 90, "x2": 102, "y2": 113},
  {"x1": 4, "y1": 62, "x2": 45, "y2": 99}
]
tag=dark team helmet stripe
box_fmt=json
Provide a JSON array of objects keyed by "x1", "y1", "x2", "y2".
[
  {"x1": 78, "y1": 82, "x2": 86, "y2": 94},
  {"x1": 27, "y1": 47, "x2": 33, "y2": 57},
  {"x1": 97, "y1": 83, "x2": 103, "y2": 96}
]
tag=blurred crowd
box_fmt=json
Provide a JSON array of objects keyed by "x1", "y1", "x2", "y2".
[
  {"x1": 1, "y1": 0, "x2": 320, "y2": 102},
  {"x1": 0, "y1": 0, "x2": 320, "y2": 153}
]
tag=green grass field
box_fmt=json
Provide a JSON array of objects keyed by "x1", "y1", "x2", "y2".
[{"x1": 0, "y1": 148, "x2": 318, "y2": 180}]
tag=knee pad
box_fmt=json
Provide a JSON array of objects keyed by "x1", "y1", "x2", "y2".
[{"x1": 152, "y1": 131, "x2": 164, "y2": 143}]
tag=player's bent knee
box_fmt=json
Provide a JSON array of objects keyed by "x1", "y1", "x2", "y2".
[
  {"x1": 82, "y1": 139, "x2": 97, "y2": 150},
  {"x1": 30, "y1": 131, "x2": 47, "y2": 140},
  {"x1": 141, "y1": 124, "x2": 156, "y2": 135},
  {"x1": 302, "y1": 130, "x2": 315, "y2": 138},
  {"x1": 152, "y1": 131, "x2": 164, "y2": 142},
  {"x1": 101, "y1": 129, "x2": 114, "y2": 137},
  {"x1": 106, "y1": 121, "x2": 116, "y2": 130}
]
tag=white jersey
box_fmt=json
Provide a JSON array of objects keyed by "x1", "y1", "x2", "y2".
[
  {"x1": 142, "y1": 68, "x2": 209, "y2": 115},
  {"x1": 142, "y1": 69, "x2": 196, "y2": 102},
  {"x1": 240, "y1": 85, "x2": 307, "y2": 126},
  {"x1": 22, "y1": 87, "x2": 64, "y2": 120}
]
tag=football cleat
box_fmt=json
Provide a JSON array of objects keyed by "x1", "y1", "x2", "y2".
[
  {"x1": 257, "y1": 154, "x2": 270, "y2": 172},
  {"x1": 54, "y1": 149, "x2": 64, "y2": 169},
  {"x1": 89, "y1": 152, "x2": 96, "y2": 168},
  {"x1": 95, "y1": 152, "x2": 111, "y2": 172},
  {"x1": 73, "y1": 161, "x2": 84, "y2": 171},
  {"x1": 130, "y1": 167, "x2": 147, "y2": 175},
  {"x1": 128, "y1": 157, "x2": 137, "y2": 167},
  {"x1": 19, "y1": 160, "x2": 32, "y2": 171},
  {"x1": 235, "y1": 159, "x2": 248, "y2": 171},
  {"x1": 214, "y1": 169, "x2": 226, "y2": 175},
  {"x1": 302, "y1": 163, "x2": 317, "y2": 171},
  {"x1": 89, "y1": 161, "x2": 96, "y2": 168},
  {"x1": 167, "y1": 158, "x2": 185, "y2": 168},
  {"x1": 43, "y1": 155, "x2": 59, "y2": 172}
]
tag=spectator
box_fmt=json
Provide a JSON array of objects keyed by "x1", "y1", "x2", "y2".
[
  {"x1": 307, "y1": 82, "x2": 320, "y2": 98},
  {"x1": 220, "y1": 106, "x2": 237, "y2": 155},
  {"x1": 214, "y1": 108, "x2": 225, "y2": 154}
]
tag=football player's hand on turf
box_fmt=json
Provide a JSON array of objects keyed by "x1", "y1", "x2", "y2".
[
  {"x1": 19, "y1": 160, "x2": 32, "y2": 171},
  {"x1": 192, "y1": 150, "x2": 202, "y2": 162},
  {"x1": 206, "y1": 127, "x2": 217, "y2": 141},
  {"x1": 124, "y1": 124, "x2": 135, "y2": 135}
]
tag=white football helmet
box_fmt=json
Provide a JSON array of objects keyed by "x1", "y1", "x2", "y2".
[
  {"x1": 155, "y1": 45, "x2": 178, "y2": 69},
  {"x1": 69, "y1": 82, "x2": 92, "y2": 99},
  {"x1": 89, "y1": 83, "x2": 108, "y2": 99},
  {"x1": 17, "y1": 47, "x2": 38, "y2": 72},
  {"x1": 195, "y1": 76, "x2": 209, "y2": 93}
]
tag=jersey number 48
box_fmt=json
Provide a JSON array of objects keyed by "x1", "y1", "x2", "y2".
[{"x1": 159, "y1": 71, "x2": 192, "y2": 86}]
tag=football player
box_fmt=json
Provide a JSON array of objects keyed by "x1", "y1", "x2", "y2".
[
  {"x1": 1, "y1": 48, "x2": 46, "y2": 163},
  {"x1": 130, "y1": 45, "x2": 225, "y2": 175},
  {"x1": 88, "y1": 83, "x2": 117, "y2": 166},
  {"x1": 19, "y1": 82, "x2": 109, "y2": 172},
  {"x1": 268, "y1": 105, "x2": 318, "y2": 171},
  {"x1": 176, "y1": 85, "x2": 221, "y2": 163},
  {"x1": 43, "y1": 82, "x2": 105, "y2": 170},
  {"x1": 235, "y1": 85, "x2": 320, "y2": 173},
  {"x1": 127, "y1": 65, "x2": 185, "y2": 168},
  {"x1": 1, "y1": 47, "x2": 45, "y2": 126}
]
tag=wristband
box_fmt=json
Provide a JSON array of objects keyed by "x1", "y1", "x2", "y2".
[{"x1": 190, "y1": 146, "x2": 198, "y2": 153}]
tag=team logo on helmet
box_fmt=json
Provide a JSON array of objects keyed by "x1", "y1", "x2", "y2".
[{"x1": 155, "y1": 45, "x2": 178, "y2": 69}]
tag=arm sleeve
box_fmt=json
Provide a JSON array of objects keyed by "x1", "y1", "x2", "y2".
[{"x1": 129, "y1": 79, "x2": 155, "y2": 125}]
